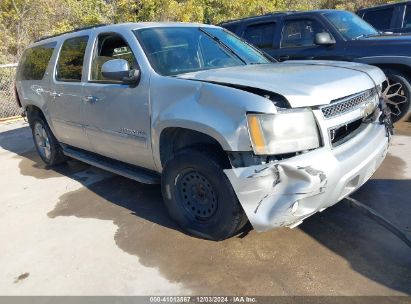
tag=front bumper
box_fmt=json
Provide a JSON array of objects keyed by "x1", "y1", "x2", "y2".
[{"x1": 224, "y1": 121, "x2": 389, "y2": 232}]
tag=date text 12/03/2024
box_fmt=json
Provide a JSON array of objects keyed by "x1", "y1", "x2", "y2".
[{"x1": 149, "y1": 296, "x2": 257, "y2": 303}]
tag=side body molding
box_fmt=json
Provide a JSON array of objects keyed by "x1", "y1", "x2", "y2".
[{"x1": 356, "y1": 56, "x2": 411, "y2": 68}]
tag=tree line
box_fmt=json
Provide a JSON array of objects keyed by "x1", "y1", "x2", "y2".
[{"x1": 0, "y1": 0, "x2": 398, "y2": 63}]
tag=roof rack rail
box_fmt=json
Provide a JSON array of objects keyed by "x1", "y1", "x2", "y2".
[
  {"x1": 218, "y1": 11, "x2": 297, "y2": 25},
  {"x1": 34, "y1": 23, "x2": 110, "y2": 43}
]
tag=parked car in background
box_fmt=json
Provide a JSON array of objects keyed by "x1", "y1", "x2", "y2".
[
  {"x1": 15, "y1": 23, "x2": 391, "y2": 241},
  {"x1": 221, "y1": 10, "x2": 411, "y2": 122},
  {"x1": 357, "y1": 1, "x2": 411, "y2": 34}
]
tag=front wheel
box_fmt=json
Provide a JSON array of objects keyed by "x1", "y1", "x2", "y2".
[
  {"x1": 382, "y1": 71, "x2": 411, "y2": 123},
  {"x1": 161, "y1": 148, "x2": 247, "y2": 240}
]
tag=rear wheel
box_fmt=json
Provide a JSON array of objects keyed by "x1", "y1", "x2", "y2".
[
  {"x1": 30, "y1": 113, "x2": 66, "y2": 166},
  {"x1": 382, "y1": 71, "x2": 411, "y2": 123},
  {"x1": 161, "y1": 148, "x2": 247, "y2": 240}
]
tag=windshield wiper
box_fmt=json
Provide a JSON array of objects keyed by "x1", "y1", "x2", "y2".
[{"x1": 199, "y1": 28, "x2": 246, "y2": 64}]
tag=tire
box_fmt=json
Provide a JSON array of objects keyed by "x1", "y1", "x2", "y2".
[
  {"x1": 381, "y1": 70, "x2": 411, "y2": 123},
  {"x1": 161, "y1": 147, "x2": 248, "y2": 241},
  {"x1": 30, "y1": 113, "x2": 67, "y2": 166}
]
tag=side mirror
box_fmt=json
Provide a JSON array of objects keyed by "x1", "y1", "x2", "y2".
[
  {"x1": 101, "y1": 59, "x2": 140, "y2": 84},
  {"x1": 314, "y1": 32, "x2": 336, "y2": 46}
]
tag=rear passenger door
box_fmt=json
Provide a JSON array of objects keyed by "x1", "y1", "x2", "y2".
[
  {"x1": 48, "y1": 35, "x2": 91, "y2": 150},
  {"x1": 81, "y1": 31, "x2": 153, "y2": 169}
]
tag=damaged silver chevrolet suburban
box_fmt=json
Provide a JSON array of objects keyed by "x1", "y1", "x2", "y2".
[{"x1": 15, "y1": 23, "x2": 393, "y2": 240}]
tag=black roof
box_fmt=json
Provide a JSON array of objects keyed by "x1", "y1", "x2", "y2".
[
  {"x1": 357, "y1": 1, "x2": 411, "y2": 12},
  {"x1": 219, "y1": 9, "x2": 341, "y2": 25},
  {"x1": 219, "y1": 12, "x2": 292, "y2": 25},
  {"x1": 34, "y1": 24, "x2": 109, "y2": 43}
]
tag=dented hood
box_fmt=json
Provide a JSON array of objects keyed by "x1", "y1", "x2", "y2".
[{"x1": 177, "y1": 60, "x2": 386, "y2": 108}]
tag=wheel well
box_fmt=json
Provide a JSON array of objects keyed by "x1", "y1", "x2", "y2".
[
  {"x1": 25, "y1": 105, "x2": 45, "y2": 127},
  {"x1": 159, "y1": 127, "x2": 231, "y2": 169},
  {"x1": 373, "y1": 64, "x2": 411, "y2": 79}
]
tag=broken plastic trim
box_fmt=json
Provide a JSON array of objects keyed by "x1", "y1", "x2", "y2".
[
  {"x1": 227, "y1": 151, "x2": 299, "y2": 168},
  {"x1": 224, "y1": 162, "x2": 327, "y2": 231}
]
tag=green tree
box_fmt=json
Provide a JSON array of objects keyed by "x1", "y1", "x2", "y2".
[
  {"x1": 0, "y1": 0, "x2": 403, "y2": 63},
  {"x1": 0, "y1": 0, "x2": 111, "y2": 63}
]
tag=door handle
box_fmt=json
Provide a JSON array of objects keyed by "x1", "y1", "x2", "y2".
[
  {"x1": 50, "y1": 92, "x2": 61, "y2": 99},
  {"x1": 278, "y1": 55, "x2": 290, "y2": 61},
  {"x1": 82, "y1": 96, "x2": 100, "y2": 103}
]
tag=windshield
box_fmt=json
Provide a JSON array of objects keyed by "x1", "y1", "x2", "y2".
[
  {"x1": 324, "y1": 11, "x2": 379, "y2": 40},
  {"x1": 134, "y1": 27, "x2": 271, "y2": 76}
]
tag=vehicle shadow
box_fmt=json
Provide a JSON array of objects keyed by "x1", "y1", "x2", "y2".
[
  {"x1": 0, "y1": 125, "x2": 182, "y2": 233},
  {"x1": 1, "y1": 124, "x2": 410, "y2": 295},
  {"x1": 300, "y1": 180, "x2": 411, "y2": 294}
]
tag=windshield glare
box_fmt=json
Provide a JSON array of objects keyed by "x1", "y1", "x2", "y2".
[
  {"x1": 324, "y1": 11, "x2": 379, "y2": 40},
  {"x1": 134, "y1": 27, "x2": 271, "y2": 76}
]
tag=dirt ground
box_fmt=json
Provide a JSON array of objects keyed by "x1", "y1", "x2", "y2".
[{"x1": 0, "y1": 119, "x2": 410, "y2": 296}]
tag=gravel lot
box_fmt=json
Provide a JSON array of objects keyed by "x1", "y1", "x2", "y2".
[{"x1": 0, "y1": 120, "x2": 410, "y2": 296}]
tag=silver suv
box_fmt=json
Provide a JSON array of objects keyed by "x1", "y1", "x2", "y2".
[{"x1": 15, "y1": 22, "x2": 392, "y2": 240}]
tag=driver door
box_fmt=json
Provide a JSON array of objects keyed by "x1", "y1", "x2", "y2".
[
  {"x1": 82, "y1": 31, "x2": 154, "y2": 169},
  {"x1": 276, "y1": 17, "x2": 343, "y2": 61}
]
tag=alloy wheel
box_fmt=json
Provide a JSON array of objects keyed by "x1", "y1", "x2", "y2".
[
  {"x1": 382, "y1": 77, "x2": 410, "y2": 122},
  {"x1": 33, "y1": 122, "x2": 51, "y2": 161}
]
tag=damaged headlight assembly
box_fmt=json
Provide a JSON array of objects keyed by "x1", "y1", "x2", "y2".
[{"x1": 246, "y1": 109, "x2": 320, "y2": 155}]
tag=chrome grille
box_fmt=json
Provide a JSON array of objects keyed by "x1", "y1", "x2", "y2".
[{"x1": 321, "y1": 88, "x2": 378, "y2": 119}]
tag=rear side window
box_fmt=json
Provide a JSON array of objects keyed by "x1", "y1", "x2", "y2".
[
  {"x1": 18, "y1": 42, "x2": 56, "y2": 80},
  {"x1": 363, "y1": 8, "x2": 394, "y2": 30},
  {"x1": 223, "y1": 23, "x2": 240, "y2": 34},
  {"x1": 56, "y1": 36, "x2": 89, "y2": 82},
  {"x1": 243, "y1": 22, "x2": 276, "y2": 49}
]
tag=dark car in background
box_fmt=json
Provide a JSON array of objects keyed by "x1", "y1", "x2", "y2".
[
  {"x1": 357, "y1": 1, "x2": 411, "y2": 34},
  {"x1": 221, "y1": 10, "x2": 411, "y2": 122}
]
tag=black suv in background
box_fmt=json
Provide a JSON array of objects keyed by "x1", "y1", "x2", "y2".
[
  {"x1": 357, "y1": 1, "x2": 411, "y2": 34},
  {"x1": 221, "y1": 10, "x2": 411, "y2": 122}
]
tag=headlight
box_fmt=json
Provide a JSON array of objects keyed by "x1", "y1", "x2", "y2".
[{"x1": 246, "y1": 110, "x2": 320, "y2": 155}]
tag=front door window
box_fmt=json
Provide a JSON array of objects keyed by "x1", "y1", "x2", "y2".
[{"x1": 281, "y1": 19, "x2": 327, "y2": 48}]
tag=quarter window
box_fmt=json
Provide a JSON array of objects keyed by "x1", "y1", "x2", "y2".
[
  {"x1": 243, "y1": 22, "x2": 276, "y2": 49},
  {"x1": 281, "y1": 19, "x2": 328, "y2": 48},
  {"x1": 56, "y1": 36, "x2": 88, "y2": 82},
  {"x1": 363, "y1": 8, "x2": 394, "y2": 30},
  {"x1": 18, "y1": 42, "x2": 57, "y2": 80},
  {"x1": 404, "y1": 5, "x2": 411, "y2": 29},
  {"x1": 90, "y1": 33, "x2": 136, "y2": 81},
  {"x1": 223, "y1": 23, "x2": 240, "y2": 34}
]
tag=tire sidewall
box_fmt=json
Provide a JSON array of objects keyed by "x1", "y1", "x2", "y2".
[
  {"x1": 161, "y1": 149, "x2": 245, "y2": 240},
  {"x1": 383, "y1": 71, "x2": 411, "y2": 123}
]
